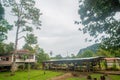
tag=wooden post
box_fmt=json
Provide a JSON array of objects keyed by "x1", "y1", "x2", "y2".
[
  {"x1": 104, "y1": 60, "x2": 108, "y2": 70},
  {"x1": 98, "y1": 60, "x2": 101, "y2": 70}
]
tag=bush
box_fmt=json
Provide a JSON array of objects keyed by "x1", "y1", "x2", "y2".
[
  {"x1": 18, "y1": 65, "x2": 25, "y2": 70},
  {"x1": 18, "y1": 64, "x2": 30, "y2": 70},
  {"x1": 31, "y1": 63, "x2": 41, "y2": 69}
]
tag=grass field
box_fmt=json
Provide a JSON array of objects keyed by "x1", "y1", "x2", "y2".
[
  {"x1": 0, "y1": 70, "x2": 63, "y2": 80},
  {"x1": 0, "y1": 70, "x2": 120, "y2": 80}
]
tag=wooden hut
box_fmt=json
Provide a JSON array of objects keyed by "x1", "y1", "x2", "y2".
[
  {"x1": 42, "y1": 57, "x2": 104, "y2": 72},
  {"x1": 104, "y1": 58, "x2": 120, "y2": 70}
]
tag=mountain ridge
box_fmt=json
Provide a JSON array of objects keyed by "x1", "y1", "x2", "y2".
[{"x1": 77, "y1": 43, "x2": 100, "y2": 56}]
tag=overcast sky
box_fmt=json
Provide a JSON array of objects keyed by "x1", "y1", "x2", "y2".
[{"x1": 5, "y1": 0, "x2": 95, "y2": 57}]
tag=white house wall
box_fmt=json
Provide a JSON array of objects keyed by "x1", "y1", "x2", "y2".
[{"x1": 15, "y1": 55, "x2": 36, "y2": 63}]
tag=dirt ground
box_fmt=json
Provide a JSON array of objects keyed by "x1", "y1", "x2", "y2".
[
  {"x1": 48, "y1": 72, "x2": 91, "y2": 80},
  {"x1": 48, "y1": 71, "x2": 120, "y2": 80},
  {"x1": 95, "y1": 71, "x2": 120, "y2": 75},
  {"x1": 49, "y1": 73, "x2": 73, "y2": 80}
]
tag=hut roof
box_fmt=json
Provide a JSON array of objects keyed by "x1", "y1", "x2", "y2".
[
  {"x1": 43, "y1": 56, "x2": 103, "y2": 63},
  {"x1": 0, "y1": 50, "x2": 30, "y2": 56},
  {"x1": 104, "y1": 57, "x2": 120, "y2": 61}
]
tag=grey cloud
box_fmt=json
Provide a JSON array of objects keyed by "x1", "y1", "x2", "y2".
[{"x1": 6, "y1": 0, "x2": 94, "y2": 57}]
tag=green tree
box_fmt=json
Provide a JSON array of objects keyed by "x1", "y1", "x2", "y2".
[
  {"x1": 0, "y1": 3, "x2": 4, "y2": 20},
  {"x1": 24, "y1": 33, "x2": 37, "y2": 46},
  {"x1": 36, "y1": 48, "x2": 49, "y2": 64},
  {"x1": 0, "y1": 20, "x2": 12, "y2": 42},
  {"x1": 23, "y1": 43, "x2": 33, "y2": 51},
  {"x1": 4, "y1": 42, "x2": 14, "y2": 53},
  {"x1": 0, "y1": 42, "x2": 14, "y2": 53},
  {"x1": 0, "y1": 43, "x2": 6, "y2": 53},
  {"x1": 0, "y1": 3, "x2": 13, "y2": 51},
  {"x1": 113, "y1": 48, "x2": 120, "y2": 57},
  {"x1": 71, "y1": 54, "x2": 76, "y2": 58},
  {"x1": 78, "y1": 50, "x2": 95, "y2": 58},
  {"x1": 23, "y1": 34, "x2": 37, "y2": 76},
  {"x1": 23, "y1": 33, "x2": 37, "y2": 53},
  {"x1": 23, "y1": 34, "x2": 38, "y2": 80},
  {"x1": 78, "y1": 0, "x2": 120, "y2": 49},
  {"x1": 96, "y1": 49, "x2": 113, "y2": 57},
  {"x1": 3, "y1": 0, "x2": 42, "y2": 73},
  {"x1": 54, "y1": 54, "x2": 63, "y2": 59},
  {"x1": 0, "y1": 3, "x2": 12, "y2": 42}
]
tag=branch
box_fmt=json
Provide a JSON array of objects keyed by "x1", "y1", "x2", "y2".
[
  {"x1": 18, "y1": 30, "x2": 24, "y2": 34},
  {"x1": 17, "y1": 36, "x2": 25, "y2": 40}
]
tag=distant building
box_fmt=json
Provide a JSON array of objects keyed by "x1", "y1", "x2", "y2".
[
  {"x1": 104, "y1": 58, "x2": 120, "y2": 70},
  {"x1": 0, "y1": 50, "x2": 36, "y2": 70}
]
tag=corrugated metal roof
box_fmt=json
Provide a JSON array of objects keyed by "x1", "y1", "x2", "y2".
[{"x1": 44, "y1": 56, "x2": 103, "y2": 63}]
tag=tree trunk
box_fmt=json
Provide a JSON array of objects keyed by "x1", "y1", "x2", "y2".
[{"x1": 11, "y1": 16, "x2": 20, "y2": 74}]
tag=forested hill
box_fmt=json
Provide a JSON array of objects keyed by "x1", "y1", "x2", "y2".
[{"x1": 77, "y1": 43, "x2": 99, "y2": 56}]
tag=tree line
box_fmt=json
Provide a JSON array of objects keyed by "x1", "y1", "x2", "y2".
[{"x1": 77, "y1": 0, "x2": 120, "y2": 50}]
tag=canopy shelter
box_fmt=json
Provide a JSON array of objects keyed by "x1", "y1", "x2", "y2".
[
  {"x1": 42, "y1": 57, "x2": 104, "y2": 72},
  {"x1": 103, "y1": 58, "x2": 120, "y2": 70}
]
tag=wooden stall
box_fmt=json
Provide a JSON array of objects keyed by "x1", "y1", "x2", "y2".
[
  {"x1": 42, "y1": 57, "x2": 104, "y2": 72},
  {"x1": 104, "y1": 58, "x2": 120, "y2": 70}
]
